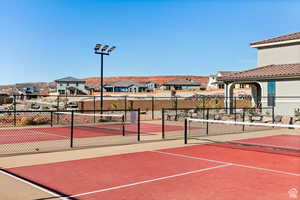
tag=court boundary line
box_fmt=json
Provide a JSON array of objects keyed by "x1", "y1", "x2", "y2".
[
  {"x1": 152, "y1": 150, "x2": 300, "y2": 177},
  {"x1": 234, "y1": 141, "x2": 300, "y2": 150},
  {"x1": 69, "y1": 163, "x2": 231, "y2": 198},
  {"x1": 0, "y1": 169, "x2": 73, "y2": 200}
]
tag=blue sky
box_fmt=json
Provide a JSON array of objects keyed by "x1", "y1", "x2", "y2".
[{"x1": 0, "y1": 0, "x2": 299, "y2": 85}]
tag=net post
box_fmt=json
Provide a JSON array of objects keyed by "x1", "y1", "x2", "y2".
[
  {"x1": 124, "y1": 96, "x2": 127, "y2": 121},
  {"x1": 162, "y1": 108, "x2": 165, "y2": 139},
  {"x1": 70, "y1": 110, "x2": 74, "y2": 148},
  {"x1": 122, "y1": 115, "x2": 125, "y2": 136},
  {"x1": 137, "y1": 108, "x2": 141, "y2": 141},
  {"x1": 242, "y1": 108, "x2": 245, "y2": 132},
  {"x1": 50, "y1": 111, "x2": 53, "y2": 127},
  {"x1": 151, "y1": 96, "x2": 154, "y2": 120},
  {"x1": 206, "y1": 108, "x2": 209, "y2": 135},
  {"x1": 289, "y1": 117, "x2": 294, "y2": 129},
  {"x1": 272, "y1": 106, "x2": 275, "y2": 124},
  {"x1": 184, "y1": 118, "x2": 188, "y2": 144}
]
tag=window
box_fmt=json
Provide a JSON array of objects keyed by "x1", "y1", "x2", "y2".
[
  {"x1": 67, "y1": 83, "x2": 69, "y2": 86},
  {"x1": 218, "y1": 84, "x2": 224, "y2": 89},
  {"x1": 76, "y1": 83, "x2": 79, "y2": 87},
  {"x1": 267, "y1": 81, "x2": 276, "y2": 107},
  {"x1": 58, "y1": 90, "x2": 65, "y2": 94}
]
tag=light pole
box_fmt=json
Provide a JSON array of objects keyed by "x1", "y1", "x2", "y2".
[{"x1": 94, "y1": 44, "x2": 116, "y2": 113}]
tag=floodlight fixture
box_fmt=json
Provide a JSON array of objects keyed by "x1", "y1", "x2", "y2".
[
  {"x1": 107, "y1": 46, "x2": 116, "y2": 53},
  {"x1": 101, "y1": 45, "x2": 109, "y2": 52},
  {"x1": 94, "y1": 44, "x2": 101, "y2": 51}
]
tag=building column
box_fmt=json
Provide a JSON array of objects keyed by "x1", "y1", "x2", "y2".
[{"x1": 224, "y1": 82, "x2": 235, "y2": 113}]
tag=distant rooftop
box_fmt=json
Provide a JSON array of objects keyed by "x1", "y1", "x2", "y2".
[
  {"x1": 163, "y1": 78, "x2": 202, "y2": 86},
  {"x1": 55, "y1": 77, "x2": 86, "y2": 83},
  {"x1": 104, "y1": 80, "x2": 143, "y2": 88}
]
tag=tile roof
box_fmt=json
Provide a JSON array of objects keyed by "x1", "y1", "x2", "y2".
[
  {"x1": 163, "y1": 78, "x2": 202, "y2": 86},
  {"x1": 104, "y1": 80, "x2": 147, "y2": 88},
  {"x1": 55, "y1": 77, "x2": 86, "y2": 83},
  {"x1": 218, "y1": 63, "x2": 300, "y2": 81},
  {"x1": 250, "y1": 31, "x2": 300, "y2": 46},
  {"x1": 217, "y1": 71, "x2": 236, "y2": 77}
]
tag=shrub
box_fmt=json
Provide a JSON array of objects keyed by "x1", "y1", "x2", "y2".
[
  {"x1": 20, "y1": 115, "x2": 50, "y2": 126},
  {"x1": 111, "y1": 103, "x2": 118, "y2": 110}
]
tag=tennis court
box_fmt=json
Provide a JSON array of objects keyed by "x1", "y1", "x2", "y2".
[
  {"x1": 0, "y1": 122, "x2": 187, "y2": 145},
  {"x1": 1, "y1": 130, "x2": 299, "y2": 200}
]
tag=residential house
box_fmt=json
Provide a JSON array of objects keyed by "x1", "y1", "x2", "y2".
[
  {"x1": 144, "y1": 82, "x2": 160, "y2": 92},
  {"x1": 218, "y1": 31, "x2": 300, "y2": 116},
  {"x1": 104, "y1": 80, "x2": 148, "y2": 92},
  {"x1": 162, "y1": 78, "x2": 205, "y2": 90},
  {"x1": 208, "y1": 72, "x2": 250, "y2": 89},
  {"x1": 55, "y1": 77, "x2": 88, "y2": 95}
]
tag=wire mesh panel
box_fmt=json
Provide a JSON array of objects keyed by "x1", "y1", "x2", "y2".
[
  {"x1": 184, "y1": 118, "x2": 300, "y2": 157},
  {"x1": 64, "y1": 110, "x2": 140, "y2": 148},
  {"x1": 0, "y1": 109, "x2": 141, "y2": 156},
  {"x1": 162, "y1": 108, "x2": 207, "y2": 140},
  {"x1": 0, "y1": 111, "x2": 71, "y2": 155}
]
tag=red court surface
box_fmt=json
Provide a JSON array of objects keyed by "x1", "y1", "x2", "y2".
[
  {"x1": 6, "y1": 135, "x2": 300, "y2": 200},
  {"x1": 237, "y1": 134, "x2": 300, "y2": 150},
  {"x1": 0, "y1": 123, "x2": 184, "y2": 144}
]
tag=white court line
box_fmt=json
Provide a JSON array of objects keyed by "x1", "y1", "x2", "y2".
[
  {"x1": 70, "y1": 164, "x2": 231, "y2": 198},
  {"x1": 0, "y1": 169, "x2": 69, "y2": 200},
  {"x1": 152, "y1": 150, "x2": 300, "y2": 177},
  {"x1": 0, "y1": 130, "x2": 68, "y2": 139}
]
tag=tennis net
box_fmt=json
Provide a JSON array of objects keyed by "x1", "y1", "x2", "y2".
[
  {"x1": 184, "y1": 118, "x2": 300, "y2": 157},
  {"x1": 54, "y1": 112, "x2": 127, "y2": 136}
]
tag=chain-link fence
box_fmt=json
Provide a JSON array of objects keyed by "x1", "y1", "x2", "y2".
[
  {"x1": 161, "y1": 107, "x2": 276, "y2": 140},
  {"x1": 0, "y1": 109, "x2": 141, "y2": 156}
]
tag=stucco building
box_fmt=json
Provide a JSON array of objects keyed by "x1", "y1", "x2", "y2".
[
  {"x1": 219, "y1": 31, "x2": 300, "y2": 116},
  {"x1": 55, "y1": 77, "x2": 89, "y2": 95}
]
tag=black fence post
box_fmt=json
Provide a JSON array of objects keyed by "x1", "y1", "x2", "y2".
[
  {"x1": 122, "y1": 115, "x2": 125, "y2": 136},
  {"x1": 13, "y1": 95, "x2": 16, "y2": 127},
  {"x1": 242, "y1": 108, "x2": 245, "y2": 132},
  {"x1": 151, "y1": 96, "x2": 155, "y2": 120},
  {"x1": 93, "y1": 96, "x2": 96, "y2": 123},
  {"x1": 272, "y1": 106, "x2": 275, "y2": 124},
  {"x1": 137, "y1": 108, "x2": 141, "y2": 141},
  {"x1": 70, "y1": 110, "x2": 74, "y2": 148},
  {"x1": 162, "y1": 108, "x2": 165, "y2": 139},
  {"x1": 206, "y1": 108, "x2": 209, "y2": 135},
  {"x1": 124, "y1": 96, "x2": 127, "y2": 120},
  {"x1": 50, "y1": 111, "x2": 53, "y2": 127},
  {"x1": 184, "y1": 118, "x2": 188, "y2": 144},
  {"x1": 235, "y1": 97, "x2": 237, "y2": 121},
  {"x1": 234, "y1": 106, "x2": 237, "y2": 122},
  {"x1": 175, "y1": 97, "x2": 178, "y2": 121},
  {"x1": 56, "y1": 96, "x2": 60, "y2": 124}
]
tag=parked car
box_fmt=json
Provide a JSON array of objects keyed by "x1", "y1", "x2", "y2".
[
  {"x1": 31, "y1": 103, "x2": 40, "y2": 110},
  {"x1": 67, "y1": 102, "x2": 78, "y2": 108}
]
